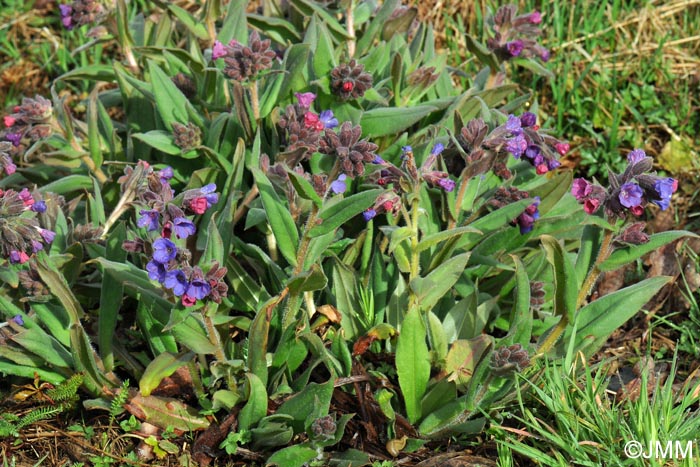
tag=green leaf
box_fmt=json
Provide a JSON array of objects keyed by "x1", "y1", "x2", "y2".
[
  {"x1": 246, "y1": 14, "x2": 301, "y2": 45},
  {"x1": 201, "y1": 214, "x2": 225, "y2": 266},
  {"x1": 410, "y1": 253, "x2": 470, "y2": 313},
  {"x1": 57, "y1": 65, "x2": 115, "y2": 82},
  {"x1": 238, "y1": 373, "x2": 268, "y2": 431},
  {"x1": 287, "y1": 169, "x2": 322, "y2": 207},
  {"x1": 505, "y1": 255, "x2": 532, "y2": 347},
  {"x1": 276, "y1": 379, "x2": 334, "y2": 433},
  {"x1": 125, "y1": 394, "x2": 210, "y2": 432},
  {"x1": 566, "y1": 276, "x2": 673, "y2": 357},
  {"x1": 70, "y1": 325, "x2": 111, "y2": 395},
  {"x1": 308, "y1": 189, "x2": 385, "y2": 238},
  {"x1": 218, "y1": 0, "x2": 247, "y2": 44},
  {"x1": 248, "y1": 299, "x2": 272, "y2": 385},
  {"x1": 11, "y1": 328, "x2": 73, "y2": 368},
  {"x1": 575, "y1": 224, "x2": 603, "y2": 287},
  {"x1": 35, "y1": 252, "x2": 84, "y2": 324},
  {"x1": 266, "y1": 445, "x2": 317, "y2": 467},
  {"x1": 132, "y1": 131, "x2": 182, "y2": 155},
  {"x1": 541, "y1": 235, "x2": 577, "y2": 322},
  {"x1": 99, "y1": 223, "x2": 127, "y2": 371},
  {"x1": 139, "y1": 352, "x2": 194, "y2": 396},
  {"x1": 529, "y1": 170, "x2": 573, "y2": 215},
  {"x1": 416, "y1": 226, "x2": 481, "y2": 253},
  {"x1": 360, "y1": 105, "x2": 437, "y2": 138},
  {"x1": 38, "y1": 175, "x2": 94, "y2": 194},
  {"x1": 396, "y1": 308, "x2": 430, "y2": 423},
  {"x1": 252, "y1": 168, "x2": 299, "y2": 266},
  {"x1": 147, "y1": 60, "x2": 191, "y2": 130},
  {"x1": 286, "y1": 264, "x2": 328, "y2": 296},
  {"x1": 167, "y1": 4, "x2": 209, "y2": 40},
  {"x1": 464, "y1": 34, "x2": 500, "y2": 70},
  {"x1": 290, "y1": 0, "x2": 351, "y2": 41},
  {"x1": 599, "y1": 231, "x2": 697, "y2": 272}
]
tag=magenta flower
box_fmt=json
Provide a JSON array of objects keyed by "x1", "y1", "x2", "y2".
[
  {"x1": 529, "y1": 11, "x2": 542, "y2": 24},
  {"x1": 295, "y1": 92, "x2": 316, "y2": 108},
  {"x1": 571, "y1": 178, "x2": 592, "y2": 201},
  {"x1": 212, "y1": 40, "x2": 226, "y2": 59},
  {"x1": 506, "y1": 40, "x2": 524, "y2": 57},
  {"x1": 59, "y1": 4, "x2": 73, "y2": 29},
  {"x1": 618, "y1": 183, "x2": 643, "y2": 208}
]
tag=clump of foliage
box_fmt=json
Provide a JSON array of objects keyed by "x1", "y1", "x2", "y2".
[{"x1": 0, "y1": 0, "x2": 692, "y2": 464}]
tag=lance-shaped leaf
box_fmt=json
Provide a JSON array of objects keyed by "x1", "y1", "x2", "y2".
[
  {"x1": 287, "y1": 263, "x2": 328, "y2": 296},
  {"x1": 410, "y1": 253, "x2": 470, "y2": 313},
  {"x1": 599, "y1": 230, "x2": 697, "y2": 272},
  {"x1": 566, "y1": 276, "x2": 672, "y2": 357},
  {"x1": 125, "y1": 392, "x2": 210, "y2": 433},
  {"x1": 360, "y1": 105, "x2": 438, "y2": 138},
  {"x1": 276, "y1": 379, "x2": 334, "y2": 433},
  {"x1": 541, "y1": 235, "x2": 577, "y2": 322},
  {"x1": 238, "y1": 373, "x2": 268, "y2": 431},
  {"x1": 35, "y1": 252, "x2": 84, "y2": 324},
  {"x1": 287, "y1": 169, "x2": 322, "y2": 207},
  {"x1": 139, "y1": 352, "x2": 194, "y2": 397},
  {"x1": 308, "y1": 189, "x2": 385, "y2": 238},
  {"x1": 267, "y1": 445, "x2": 318, "y2": 467},
  {"x1": 396, "y1": 308, "x2": 430, "y2": 424},
  {"x1": 251, "y1": 168, "x2": 300, "y2": 266}
]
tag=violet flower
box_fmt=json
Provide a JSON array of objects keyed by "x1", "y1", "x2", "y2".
[
  {"x1": 330, "y1": 174, "x2": 347, "y2": 194},
  {"x1": 152, "y1": 238, "x2": 177, "y2": 263},
  {"x1": 137, "y1": 209, "x2": 160, "y2": 231},
  {"x1": 146, "y1": 260, "x2": 167, "y2": 283},
  {"x1": 618, "y1": 183, "x2": 643, "y2": 208},
  {"x1": 173, "y1": 217, "x2": 196, "y2": 239},
  {"x1": 164, "y1": 269, "x2": 188, "y2": 296}
]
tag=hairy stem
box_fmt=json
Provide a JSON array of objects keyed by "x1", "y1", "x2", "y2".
[
  {"x1": 346, "y1": 2, "x2": 356, "y2": 57},
  {"x1": 249, "y1": 81, "x2": 260, "y2": 122}
]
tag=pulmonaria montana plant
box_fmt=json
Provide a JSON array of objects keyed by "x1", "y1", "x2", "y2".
[
  {"x1": 571, "y1": 149, "x2": 678, "y2": 218},
  {"x1": 0, "y1": 187, "x2": 54, "y2": 264},
  {"x1": 213, "y1": 31, "x2": 277, "y2": 82},
  {"x1": 1, "y1": 96, "x2": 54, "y2": 172},
  {"x1": 278, "y1": 92, "x2": 339, "y2": 163},
  {"x1": 59, "y1": 0, "x2": 105, "y2": 30},
  {"x1": 486, "y1": 4, "x2": 549, "y2": 62},
  {"x1": 119, "y1": 162, "x2": 227, "y2": 307},
  {"x1": 453, "y1": 112, "x2": 568, "y2": 180}
]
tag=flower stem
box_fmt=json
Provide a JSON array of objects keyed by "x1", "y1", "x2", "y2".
[
  {"x1": 346, "y1": 2, "x2": 356, "y2": 57},
  {"x1": 249, "y1": 81, "x2": 260, "y2": 122},
  {"x1": 449, "y1": 171, "x2": 471, "y2": 229},
  {"x1": 407, "y1": 186, "x2": 421, "y2": 310},
  {"x1": 536, "y1": 228, "x2": 614, "y2": 356}
]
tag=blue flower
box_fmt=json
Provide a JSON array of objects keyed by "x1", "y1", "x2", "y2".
[
  {"x1": 505, "y1": 114, "x2": 522, "y2": 134},
  {"x1": 372, "y1": 155, "x2": 385, "y2": 164},
  {"x1": 437, "y1": 178, "x2": 455, "y2": 192},
  {"x1": 319, "y1": 110, "x2": 338, "y2": 129},
  {"x1": 173, "y1": 217, "x2": 196, "y2": 239},
  {"x1": 200, "y1": 184, "x2": 219, "y2": 206},
  {"x1": 618, "y1": 183, "x2": 644, "y2": 208},
  {"x1": 152, "y1": 238, "x2": 177, "y2": 263},
  {"x1": 627, "y1": 149, "x2": 646, "y2": 164},
  {"x1": 137, "y1": 210, "x2": 160, "y2": 231},
  {"x1": 431, "y1": 143, "x2": 445, "y2": 156},
  {"x1": 146, "y1": 260, "x2": 167, "y2": 283},
  {"x1": 330, "y1": 174, "x2": 347, "y2": 194},
  {"x1": 186, "y1": 278, "x2": 211, "y2": 300},
  {"x1": 11, "y1": 314, "x2": 24, "y2": 326},
  {"x1": 506, "y1": 134, "x2": 527, "y2": 158},
  {"x1": 164, "y1": 269, "x2": 188, "y2": 296},
  {"x1": 653, "y1": 178, "x2": 677, "y2": 210},
  {"x1": 363, "y1": 209, "x2": 377, "y2": 221},
  {"x1": 31, "y1": 200, "x2": 47, "y2": 213}
]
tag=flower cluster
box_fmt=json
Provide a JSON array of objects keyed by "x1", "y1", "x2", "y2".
[
  {"x1": 0, "y1": 188, "x2": 54, "y2": 264},
  {"x1": 454, "y1": 112, "x2": 567, "y2": 179},
  {"x1": 318, "y1": 121, "x2": 379, "y2": 177},
  {"x1": 172, "y1": 122, "x2": 202, "y2": 151},
  {"x1": 571, "y1": 149, "x2": 677, "y2": 218},
  {"x1": 278, "y1": 92, "x2": 339, "y2": 163},
  {"x1": 119, "y1": 162, "x2": 228, "y2": 307},
  {"x1": 486, "y1": 5, "x2": 549, "y2": 62},
  {"x1": 488, "y1": 186, "x2": 541, "y2": 234},
  {"x1": 490, "y1": 343, "x2": 531, "y2": 376},
  {"x1": 1, "y1": 96, "x2": 54, "y2": 174},
  {"x1": 59, "y1": 0, "x2": 105, "y2": 30},
  {"x1": 330, "y1": 59, "x2": 373, "y2": 101},
  {"x1": 213, "y1": 31, "x2": 277, "y2": 82}
]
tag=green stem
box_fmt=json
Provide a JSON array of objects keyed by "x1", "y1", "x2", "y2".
[
  {"x1": 407, "y1": 186, "x2": 421, "y2": 310},
  {"x1": 202, "y1": 303, "x2": 236, "y2": 391},
  {"x1": 536, "y1": 228, "x2": 615, "y2": 356},
  {"x1": 346, "y1": 1, "x2": 356, "y2": 57},
  {"x1": 449, "y1": 169, "x2": 471, "y2": 229}
]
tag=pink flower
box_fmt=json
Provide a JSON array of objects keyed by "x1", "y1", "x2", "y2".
[
  {"x1": 188, "y1": 197, "x2": 208, "y2": 215},
  {"x1": 571, "y1": 178, "x2": 592, "y2": 201},
  {"x1": 529, "y1": 11, "x2": 542, "y2": 24},
  {"x1": 212, "y1": 40, "x2": 226, "y2": 60},
  {"x1": 3, "y1": 116, "x2": 16, "y2": 128},
  {"x1": 536, "y1": 164, "x2": 549, "y2": 175},
  {"x1": 182, "y1": 294, "x2": 196, "y2": 307},
  {"x1": 295, "y1": 92, "x2": 316, "y2": 108},
  {"x1": 583, "y1": 198, "x2": 600, "y2": 214},
  {"x1": 555, "y1": 142, "x2": 570, "y2": 156},
  {"x1": 304, "y1": 112, "x2": 323, "y2": 131}
]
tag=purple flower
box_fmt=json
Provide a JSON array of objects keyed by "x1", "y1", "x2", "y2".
[
  {"x1": 373, "y1": 155, "x2": 385, "y2": 164},
  {"x1": 619, "y1": 183, "x2": 644, "y2": 208},
  {"x1": 173, "y1": 217, "x2": 196, "y2": 239},
  {"x1": 653, "y1": 178, "x2": 677, "y2": 210},
  {"x1": 520, "y1": 112, "x2": 537, "y2": 128},
  {"x1": 164, "y1": 269, "x2": 188, "y2": 296},
  {"x1": 212, "y1": 40, "x2": 226, "y2": 60},
  {"x1": 518, "y1": 197, "x2": 540, "y2": 234},
  {"x1": 200, "y1": 183, "x2": 219, "y2": 206},
  {"x1": 295, "y1": 92, "x2": 316, "y2": 108},
  {"x1": 330, "y1": 174, "x2": 347, "y2": 194},
  {"x1": 11, "y1": 314, "x2": 24, "y2": 326},
  {"x1": 31, "y1": 240, "x2": 44, "y2": 252},
  {"x1": 506, "y1": 40, "x2": 524, "y2": 57},
  {"x1": 319, "y1": 110, "x2": 338, "y2": 129},
  {"x1": 506, "y1": 134, "x2": 527, "y2": 158},
  {"x1": 627, "y1": 149, "x2": 646, "y2": 164},
  {"x1": 39, "y1": 228, "x2": 55, "y2": 243},
  {"x1": 158, "y1": 166, "x2": 174, "y2": 183},
  {"x1": 524, "y1": 145, "x2": 541, "y2": 160},
  {"x1": 152, "y1": 238, "x2": 177, "y2": 263},
  {"x1": 547, "y1": 159, "x2": 561, "y2": 170},
  {"x1": 5, "y1": 132, "x2": 21, "y2": 146},
  {"x1": 186, "y1": 278, "x2": 211, "y2": 300},
  {"x1": 59, "y1": 4, "x2": 73, "y2": 29},
  {"x1": 31, "y1": 200, "x2": 47, "y2": 213},
  {"x1": 146, "y1": 260, "x2": 167, "y2": 283},
  {"x1": 431, "y1": 143, "x2": 445, "y2": 156},
  {"x1": 363, "y1": 209, "x2": 377, "y2": 221},
  {"x1": 505, "y1": 114, "x2": 522, "y2": 133},
  {"x1": 137, "y1": 210, "x2": 160, "y2": 231},
  {"x1": 9, "y1": 250, "x2": 29, "y2": 264},
  {"x1": 437, "y1": 178, "x2": 455, "y2": 192},
  {"x1": 529, "y1": 11, "x2": 542, "y2": 24},
  {"x1": 571, "y1": 178, "x2": 592, "y2": 201},
  {"x1": 3, "y1": 161, "x2": 16, "y2": 175},
  {"x1": 539, "y1": 48, "x2": 551, "y2": 62}
]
